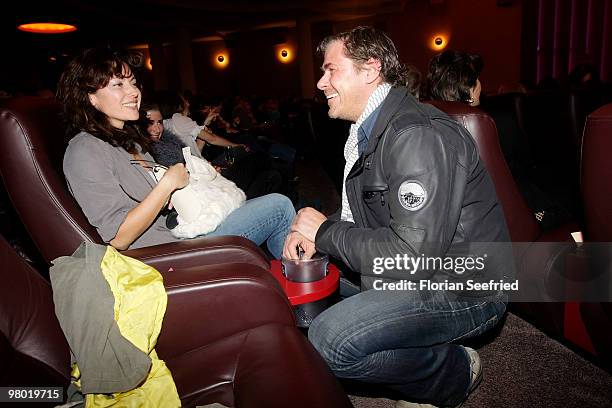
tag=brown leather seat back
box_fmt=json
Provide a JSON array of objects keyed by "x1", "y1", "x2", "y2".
[
  {"x1": 0, "y1": 235, "x2": 70, "y2": 389},
  {"x1": 581, "y1": 102, "x2": 612, "y2": 241},
  {"x1": 578, "y1": 103, "x2": 612, "y2": 364},
  {"x1": 427, "y1": 100, "x2": 540, "y2": 242},
  {"x1": 0, "y1": 97, "x2": 101, "y2": 263},
  {"x1": 568, "y1": 88, "x2": 605, "y2": 154}
]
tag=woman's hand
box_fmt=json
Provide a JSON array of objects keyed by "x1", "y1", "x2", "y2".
[
  {"x1": 160, "y1": 163, "x2": 189, "y2": 191},
  {"x1": 110, "y1": 163, "x2": 189, "y2": 251},
  {"x1": 204, "y1": 109, "x2": 220, "y2": 126},
  {"x1": 204, "y1": 114, "x2": 217, "y2": 126}
]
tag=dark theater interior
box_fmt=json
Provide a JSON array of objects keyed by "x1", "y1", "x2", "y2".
[{"x1": 1, "y1": 0, "x2": 612, "y2": 407}]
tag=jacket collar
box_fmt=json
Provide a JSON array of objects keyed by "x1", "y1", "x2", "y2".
[
  {"x1": 346, "y1": 86, "x2": 412, "y2": 179},
  {"x1": 362, "y1": 86, "x2": 412, "y2": 156}
]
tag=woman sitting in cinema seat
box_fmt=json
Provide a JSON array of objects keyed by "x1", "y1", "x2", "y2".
[{"x1": 58, "y1": 48, "x2": 294, "y2": 256}]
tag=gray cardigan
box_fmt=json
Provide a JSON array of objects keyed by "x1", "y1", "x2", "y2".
[
  {"x1": 63, "y1": 132, "x2": 179, "y2": 249},
  {"x1": 50, "y1": 242, "x2": 151, "y2": 394}
]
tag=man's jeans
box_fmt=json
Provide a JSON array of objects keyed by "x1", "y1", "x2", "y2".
[
  {"x1": 207, "y1": 193, "x2": 294, "y2": 259},
  {"x1": 308, "y1": 280, "x2": 506, "y2": 406}
]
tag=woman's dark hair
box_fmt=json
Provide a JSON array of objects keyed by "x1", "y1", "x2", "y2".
[
  {"x1": 56, "y1": 48, "x2": 149, "y2": 153},
  {"x1": 138, "y1": 102, "x2": 161, "y2": 122},
  {"x1": 138, "y1": 102, "x2": 161, "y2": 131},
  {"x1": 425, "y1": 50, "x2": 483, "y2": 103},
  {"x1": 156, "y1": 90, "x2": 186, "y2": 119},
  {"x1": 317, "y1": 26, "x2": 409, "y2": 88}
]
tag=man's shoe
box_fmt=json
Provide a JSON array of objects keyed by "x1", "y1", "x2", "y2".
[
  {"x1": 463, "y1": 346, "x2": 483, "y2": 396},
  {"x1": 395, "y1": 401, "x2": 436, "y2": 408},
  {"x1": 394, "y1": 346, "x2": 482, "y2": 408}
]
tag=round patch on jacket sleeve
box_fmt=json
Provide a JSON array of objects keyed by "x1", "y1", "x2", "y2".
[{"x1": 398, "y1": 180, "x2": 427, "y2": 211}]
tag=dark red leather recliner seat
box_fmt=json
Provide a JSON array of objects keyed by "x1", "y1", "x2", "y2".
[
  {"x1": 427, "y1": 101, "x2": 580, "y2": 344},
  {"x1": 579, "y1": 102, "x2": 612, "y2": 365},
  {"x1": 0, "y1": 235, "x2": 352, "y2": 407}
]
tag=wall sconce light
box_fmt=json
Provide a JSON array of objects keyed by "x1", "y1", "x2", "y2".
[
  {"x1": 18, "y1": 22, "x2": 77, "y2": 34},
  {"x1": 430, "y1": 34, "x2": 448, "y2": 51},
  {"x1": 276, "y1": 46, "x2": 294, "y2": 63},
  {"x1": 145, "y1": 57, "x2": 153, "y2": 71},
  {"x1": 214, "y1": 52, "x2": 229, "y2": 68}
]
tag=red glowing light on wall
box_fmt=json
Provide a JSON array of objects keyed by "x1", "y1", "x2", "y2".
[{"x1": 430, "y1": 34, "x2": 449, "y2": 51}]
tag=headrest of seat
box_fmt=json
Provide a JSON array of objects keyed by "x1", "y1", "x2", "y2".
[
  {"x1": 587, "y1": 102, "x2": 612, "y2": 120},
  {"x1": 0, "y1": 97, "x2": 66, "y2": 170},
  {"x1": 0, "y1": 97, "x2": 101, "y2": 263},
  {"x1": 426, "y1": 100, "x2": 502, "y2": 157}
]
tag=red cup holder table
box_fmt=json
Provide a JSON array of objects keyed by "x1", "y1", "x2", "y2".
[{"x1": 269, "y1": 259, "x2": 340, "y2": 306}]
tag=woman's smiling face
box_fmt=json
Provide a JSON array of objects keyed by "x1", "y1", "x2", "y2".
[
  {"x1": 88, "y1": 65, "x2": 141, "y2": 129},
  {"x1": 146, "y1": 109, "x2": 164, "y2": 140}
]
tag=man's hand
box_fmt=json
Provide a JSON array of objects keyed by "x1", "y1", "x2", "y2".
[
  {"x1": 283, "y1": 231, "x2": 316, "y2": 260},
  {"x1": 291, "y1": 207, "x2": 327, "y2": 243}
]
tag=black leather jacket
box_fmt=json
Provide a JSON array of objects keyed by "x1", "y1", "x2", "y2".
[{"x1": 315, "y1": 87, "x2": 510, "y2": 287}]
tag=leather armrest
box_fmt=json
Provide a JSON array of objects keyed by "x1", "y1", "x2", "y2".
[
  {"x1": 157, "y1": 262, "x2": 295, "y2": 359},
  {"x1": 122, "y1": 236, "x2": 270, "y2": 272}
]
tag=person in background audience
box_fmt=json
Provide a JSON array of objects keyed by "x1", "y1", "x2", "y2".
[
  {"x1": 158, "y1": 90, "x2": 247, "y2": 157},
  {"x1": 58, "y1": 48, "x2": 294, "y2": 257},
  {"x1": 423, "y1": 49, "x2": 483, "y2": 106},
  {"x1": 231, "y1": 96, "x2": 258, "y2": 131},
  {"x1": 192, "y1": 96, "x2": 239, "y2": 135},
  {"x1": 139, "y1": 102, "x2": 187, "y2": 167},
  {"x1": 141, "y1": 103, "x2": 285, "y2": 200}
]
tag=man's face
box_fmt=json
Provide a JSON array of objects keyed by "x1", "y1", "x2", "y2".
[{"x1": 317, "y1": 40, "x2": 379, "y2": 122}]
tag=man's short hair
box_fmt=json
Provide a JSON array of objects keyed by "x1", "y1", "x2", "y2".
[{"x1": 317, "y1": 26, "x2": 408, "y2": 88}]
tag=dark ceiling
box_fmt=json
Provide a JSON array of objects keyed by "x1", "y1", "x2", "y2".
[
  {"x1": 2, "y1": 0, "x2": 412, "y2": 92},
  {"x1": 7, "y1": 0, "x2": 409, "y2": 47}
]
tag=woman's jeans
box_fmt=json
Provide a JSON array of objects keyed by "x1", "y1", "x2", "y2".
[
  {"x1": 308, "y1": 280, "x2": 507, "y2": 406},
  {"x1": 206, "y1": 193, "x2": 294, "y2": 259}
]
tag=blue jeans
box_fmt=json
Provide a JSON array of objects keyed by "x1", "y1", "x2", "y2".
[
  {"x1": 308, "y1": 281, "x2": 506, "y2": 406},
  {"x1": 206, "y1": 193, "x2": 294, "y2": 259}
]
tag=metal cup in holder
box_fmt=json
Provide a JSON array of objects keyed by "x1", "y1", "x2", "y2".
[{"x1": 281, "y1": 253, "x2": 329, "y2": 283}]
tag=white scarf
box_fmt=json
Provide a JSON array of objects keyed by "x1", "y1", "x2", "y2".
[{"x1": 340, "y1": 83, "x2": 392, "y2": 222}]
